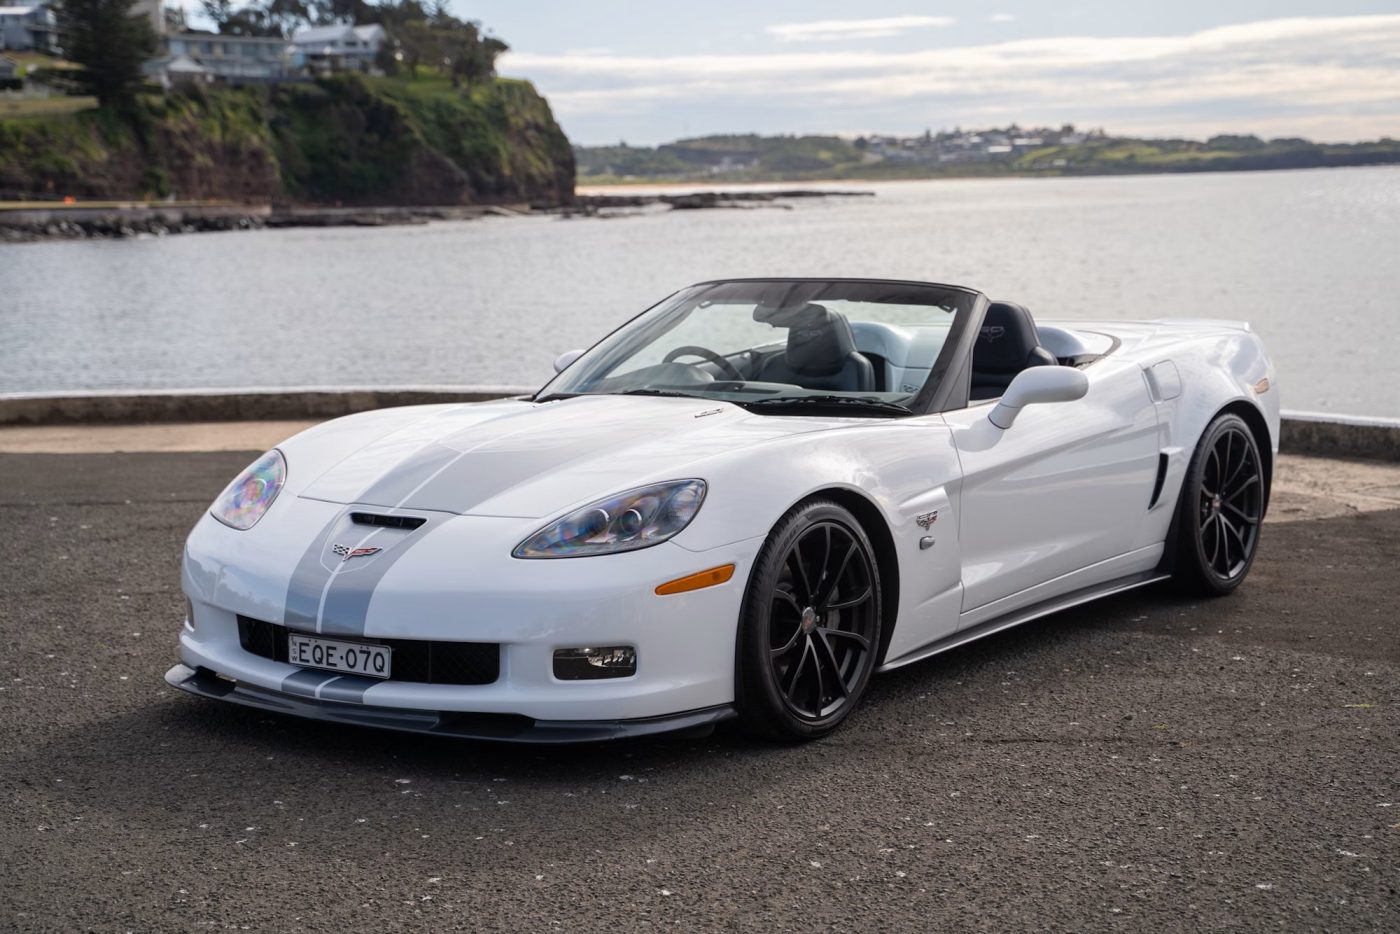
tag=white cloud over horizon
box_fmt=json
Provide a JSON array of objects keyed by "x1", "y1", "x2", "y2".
[
  {"x1": 766, "y1": 15, "x2": 957, "y2": 43},
  {"x1": 499, "y1": 14, "x2": 1400, "y2": 144}
]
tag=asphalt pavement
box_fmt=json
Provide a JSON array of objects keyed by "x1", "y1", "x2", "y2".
[{"x1": 1, "y1": 451, "x2": 1396, "y2": 932}]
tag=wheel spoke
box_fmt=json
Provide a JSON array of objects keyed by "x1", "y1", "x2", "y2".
[
  {"x1": 770, "y1": 625, "x2": 802, "y2": 659},
  {"x1": 1223, "y1": 501, "x2": 1258, "y2": 524},
  {"x1": 1224, "y1": 438, "x2": 1250, "y2": 488},
  {"x1": 787, "y1": 549, "x2": 814, "y2": 604},
  {"x1": 819, "y1": 627, "x2": 871, "y2": 651},
  {"x1": 1225, "y1": 475, "x2": 1260, "y2": 502},
  {"x1": 1222, "y1": 515, "x2": 1249, "y2": 552},
  {"x1": 1215, "y1": 516, "x2": 1229, "y2": 574},
  {"x1": 783, "y1": 641, "x2": 812, "y2": 701},
  {"x1": 809, "y1": 639, "x2": 827, "y2": 710},
  {"x1": 828, "y1": 585, "x2": 872, "y2": 610},
  {"x1": 1220, "y1": 516, "x2": 1235, "y2": 571},
  {"x1": 821, "y1": 525, "x2": 833, "y2": 590},
  {"x1": 820, "y1": 541, "x2": 858, "y2": 607},
  {"x1": 813, "y1": 630, "x2": 849, "y2": 698},
  {"x1": 772, "y1": 588, "x2": 803, "y2": 615}
]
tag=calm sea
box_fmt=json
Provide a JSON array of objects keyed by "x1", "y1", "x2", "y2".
[{"x1": 2, "y1": 167, "x2": 1398, "y2": 416}]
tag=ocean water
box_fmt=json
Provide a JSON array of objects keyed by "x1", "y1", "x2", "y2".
[{"x1": 2, "y1": 166, "x2": 1398, "y2": 416}]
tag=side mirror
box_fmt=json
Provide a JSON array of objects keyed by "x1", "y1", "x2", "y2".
[
  {"x1": 553, "y1": 349, "x2": 584, "y2": 373},
  {"x1": 988, "y1": 367, "x2": 1088, "y2": 429}
]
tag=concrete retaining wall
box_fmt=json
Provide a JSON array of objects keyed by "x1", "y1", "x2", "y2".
[
  {"x1": 0, "y1": 387, "x2": 532, "y2": 426},
  {"x1": 1277, "y1": 410, "x2": 1400, "y2": 461},
  {"x1": 1, "y1": 389, "x2": 1396, "y2": 461}
]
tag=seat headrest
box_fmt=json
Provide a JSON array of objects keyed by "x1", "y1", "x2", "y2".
[
  {"x1": 755, "y1": 302, "x2": 858, "y2": 377},
  {"x1": 975, "y1": 301, "x2": 1043, "y2": 372}
]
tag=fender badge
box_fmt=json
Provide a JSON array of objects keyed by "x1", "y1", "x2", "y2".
[
  {"x1": 915, "y1": 511, "x2": 939, "y2": 530},
  {"x1": 332, "y1": 544, "x2": 382, "y2": 561}
]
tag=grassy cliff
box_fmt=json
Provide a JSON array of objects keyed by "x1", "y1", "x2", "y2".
[{"x1": 0, "y1": 75, "x2": 574, "y2": 205}]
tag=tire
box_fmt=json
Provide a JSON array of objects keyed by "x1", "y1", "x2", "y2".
[
  {"x1": 735, "y1": 499, "x2": 883, "y2": 741},
  {"x1": 1173, "y1": 413, "x2": 1265, "y2": 596}
]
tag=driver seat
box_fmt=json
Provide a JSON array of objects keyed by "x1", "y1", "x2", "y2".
[
  {"x1": 970, "y1": 301, "x2": 1057, "y2": 401},
  {"x1": 755, "y1": 303, "x2": 876, "y2": 393}
]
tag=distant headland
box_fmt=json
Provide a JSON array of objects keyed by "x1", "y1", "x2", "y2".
[{"x1": 574, "y1": 126, "x2": 1400, "y2": 185}]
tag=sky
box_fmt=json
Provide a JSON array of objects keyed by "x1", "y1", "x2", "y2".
[{"x1": 450, "y1": 1, "x2": 1400, "y2": 145}]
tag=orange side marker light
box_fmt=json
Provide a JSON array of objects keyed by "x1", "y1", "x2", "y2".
[{"x1": 655, "y1": 564, "x2": 735, "y2": 596}]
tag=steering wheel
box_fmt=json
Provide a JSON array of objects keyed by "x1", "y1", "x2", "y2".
[{"x1": 663, "y1": 345, "x2": 745, "y2": 382}]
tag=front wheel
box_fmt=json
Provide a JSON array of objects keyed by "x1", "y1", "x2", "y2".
[
  {"x1": 1173, "y1": 413, "x2": 1265, "y2": 595},
  {"x1": 735, "y1": 499, "x2": 883, "y2": 741}
]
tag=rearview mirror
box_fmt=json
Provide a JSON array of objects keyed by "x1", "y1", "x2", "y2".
[
  {"x1": 553, "y1": 349, "x2": 584, "y2": 373},
  {"x1": 988, "y1": 367, "x2": 1089, "y2": 429}
]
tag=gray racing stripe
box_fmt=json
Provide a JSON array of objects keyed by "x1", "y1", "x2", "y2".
[
  {"x1": 318, "y1": 517, "x2": 442, "y2": 637},
  {"x1": 283, "y1": 515, "x2": 342, "y2": 630},
  {"x1": 281, "y1": 669, "x2": 339, "y2": 697},
  {"x1": 356, "y1": 442, "x2": 462, "y2": 506},
  {"x1": 317, "y1": 676, "x2": 378, "y2": 704}
]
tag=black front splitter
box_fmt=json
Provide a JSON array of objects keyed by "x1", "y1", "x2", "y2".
[{"x1": 164, "y1": 664, "x2": 735, "y2": 744}]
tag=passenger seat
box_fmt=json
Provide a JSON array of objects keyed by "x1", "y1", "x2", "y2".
[{"x1": 969, "y1": 301, "x2": 1058, "y2": 401}]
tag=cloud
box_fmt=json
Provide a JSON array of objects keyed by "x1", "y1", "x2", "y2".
[
  {"x1": 765, "y1": 15, "x2": 956, "y2": 43},
  {"x1": 989, "y1": 14, "x2": 1016, "y2": 24},
  {"x1": 501, "y1": 15, "x2": 1400, "y2": 142}
]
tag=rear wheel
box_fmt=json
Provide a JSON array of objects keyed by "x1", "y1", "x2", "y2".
[
  {"x1": 1173, "y1": 413, "x2": 1264, "y2": 595},
  {"x1": 735, "y1": 500, "x2": 882, "y2": 741}
]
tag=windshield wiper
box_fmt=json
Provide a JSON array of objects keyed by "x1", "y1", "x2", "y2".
[
  {"x1": 536, "y1": 388, "x2": 709, "y2": 403},
  {"x1": 615, "y1": 388, "x2": 708, "y2": 399},
  {"x1": 739, "y1": 395, "x2": 914, "y2": 417}
]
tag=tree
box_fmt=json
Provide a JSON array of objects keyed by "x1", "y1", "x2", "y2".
[{"x1": 54, "y1": 0, "x2": 158, "y2": 108}]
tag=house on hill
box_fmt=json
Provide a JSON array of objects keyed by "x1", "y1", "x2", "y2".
[
  {"x1": 291, "y1": 23, "x2": 386, "y2": 73},
  {"x1": 146, "y1": 33, "x2": 296, "y2": 86},
  {"x1": 0, "y1": 3, "x2": 58, "y2": 53}
]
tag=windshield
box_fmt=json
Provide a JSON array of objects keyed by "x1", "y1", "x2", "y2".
[{"x1": 538, "y1": 279, "x2": 977, "y2": 416}]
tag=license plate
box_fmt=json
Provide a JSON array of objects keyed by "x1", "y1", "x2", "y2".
[{"x1": 288, "y1": 633, "x2": 392, "y2": 679}]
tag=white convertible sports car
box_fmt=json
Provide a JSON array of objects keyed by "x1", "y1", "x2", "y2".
[{"x1": 167, "y1": 278, "x2": 1277, "y2": 742}]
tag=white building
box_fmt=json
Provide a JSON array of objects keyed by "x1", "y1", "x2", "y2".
[
  {"x1": 147, "y1": 33, "x2": 295, "y2": 86},
  {"x1": 0, "y1": 4, "x2": 57, "y2": 52},
  {"x1": 291, "y1": 23, "x2": 386, "y2": 73}
]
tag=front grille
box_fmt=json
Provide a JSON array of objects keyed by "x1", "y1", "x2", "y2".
[{"x1": 237, "y1": 616, "x2": 499, "y2": 686}]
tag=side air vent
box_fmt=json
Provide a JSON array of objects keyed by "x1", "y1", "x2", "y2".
[
  {"x1": 1148, "y1": 453, "x2": 1169, "y2": 509},
  {"x1": 351, "y1": 512, "x2": 427, "y2": 530}
]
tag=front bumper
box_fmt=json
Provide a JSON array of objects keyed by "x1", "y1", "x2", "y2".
[
  {"x1": 178, "y1": 505, "x2": 764, "y2": 732},
  {"x1": 165, "y1": 664, "x2": 735, "y2": 743}
]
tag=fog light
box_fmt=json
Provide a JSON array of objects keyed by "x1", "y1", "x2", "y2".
[{"x1": 554, "y1": 646, "x2": 637, "y2": 680}]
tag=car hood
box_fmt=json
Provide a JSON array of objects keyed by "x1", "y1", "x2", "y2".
[{"x1": 296, "y1": 395, "x2": 845, "y2": 519}]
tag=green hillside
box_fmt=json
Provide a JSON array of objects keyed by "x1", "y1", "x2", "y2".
[{"x1": 0, "y1": 74, "x2": 574, "y2": 205}]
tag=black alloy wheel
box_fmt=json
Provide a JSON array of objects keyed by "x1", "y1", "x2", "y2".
[
  {"x1": 1175, "y1": 413, "x2": 1265, "y2": 595},
  {"x1": 736, "y1": 499, "x2": 882, "y2": 740}
]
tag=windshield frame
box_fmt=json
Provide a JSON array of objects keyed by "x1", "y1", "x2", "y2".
[{"x1": 534, "y1": 277, "x2": 986, "y2": 417}]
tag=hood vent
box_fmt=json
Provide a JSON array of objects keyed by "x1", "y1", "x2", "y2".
[{"x1": 351, "y1": 512, "x2": 427, "y2": 531}]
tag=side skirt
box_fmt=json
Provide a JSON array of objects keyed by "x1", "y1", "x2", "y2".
[{"x1": 876, "y1": 570, "x2": 1169, "y2": 672}]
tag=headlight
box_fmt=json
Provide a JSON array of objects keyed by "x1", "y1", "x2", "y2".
[
  {"x1": 211, "y1": 449, "x2": 286, "y2": 530},
  {"x1": 514, "y1": 480, "x2": 707, "y2": 558}
]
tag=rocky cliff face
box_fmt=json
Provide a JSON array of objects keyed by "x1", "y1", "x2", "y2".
[{"x1": 0, "y1": 75, "x2": 575, "y2": 207}]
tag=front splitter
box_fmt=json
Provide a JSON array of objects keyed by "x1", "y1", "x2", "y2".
[{"x1": 164, "y1": 664, "x2": 735, "y2": 744}]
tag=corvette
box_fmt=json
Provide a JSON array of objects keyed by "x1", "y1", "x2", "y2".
[{"x1": 167, "y1": 278, "x2": 1278, "y2": 742}]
